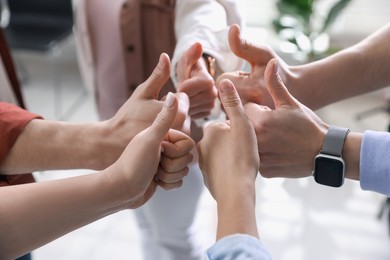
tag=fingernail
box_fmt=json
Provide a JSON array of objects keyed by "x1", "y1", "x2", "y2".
[
  {"x1": 220, "y1": 81, "x2": 234, "y2": 93},
  {"x1": 275, "y1": 59, "x2": 284, "y2": 81},
  {"x1": 274, "y1": 59, "x2": 279, "y2": 75},
  {"x1": 165, "y1": 92, "x2": 175, "y2": 107},
  {"x1": 158, "y1": 53, "x2": 169, "y2": 70}
]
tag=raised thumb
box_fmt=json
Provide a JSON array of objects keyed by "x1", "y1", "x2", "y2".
[
  {"x1": 185, "y1": 42, "x2": 203, "y2": 67},
  {"x1": 264, "y1": 59, "x2": 296, "y2": 109},
  {"x1": 218, "y1": 79, "x2": 246, "y2": 125},
  {"x1": 138, "y1": 53, "x2": 171, "y2": 99},
  {"x1": 148, "y1": 92, "x2": 178, "y2": 141},
  {"x1": 228, "y1": 24, "x2": 274, "y2": 67}
]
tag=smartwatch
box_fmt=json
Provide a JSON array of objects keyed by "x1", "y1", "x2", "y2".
[{"x1": 313, "y1": 125, "x2": 350, "y2": 187}]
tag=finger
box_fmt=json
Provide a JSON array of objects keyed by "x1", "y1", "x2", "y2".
[
  {"x1": 185, "y1": 42, "x2": 203, "y2": 68},
  {"x1": 188, "y1": 106, "x2": 214, "y2": 119},
  {"x1": 156, "y1": 167, "x2": 189, "y2": 183},
  {"x1": 175, "y1": 92, "x2": 190, "y2": 117},
  {"x1": 228, "y1": 24, "x2": 274, "y2": 67},
  {"x1": 147, "y1": 92, "x2": 178, "y2": 141},
  {"x1": 218, "y1": 79, "x2": 247, "y2": 126},
  {"x1": 165, "y1": 92, "x2": 189, "y2": 115},
  {"x1": 244, "y1": 102, "x2": 271, "y2": 126},
  {"x1": 264, "y1": 59, "x2": 297, "y2": 109},
  {"x1": 161, "y1": 137, "x2": 195, "y2": 158},
  {"x1": 157, "y1": 180, "x2": 183, "y2": 191},
  {"x1": 137, "y1": 53, "x2": 171, "y2": 99},
  {"x1": 177, "y1": 76, "x2": 215, "y2": 98},
  {"x1": 186, "y1": 89, "x2": 217, "y2": 108},
  {"x1": 160, "y1": 153, "x2": 194, "y2": 173}
]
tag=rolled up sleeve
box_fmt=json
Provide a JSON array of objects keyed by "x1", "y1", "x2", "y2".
[
  {"x1": 205, "y1": 234, "x2": 272, "y2": 260},
  {"x1": 360, "y1": 130, "x2": 390, "y2": 197}
]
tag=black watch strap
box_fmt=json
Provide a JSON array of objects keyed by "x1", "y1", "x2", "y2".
[{"x1": 322, "y1": 125, "x2": 350, "y2": 156}]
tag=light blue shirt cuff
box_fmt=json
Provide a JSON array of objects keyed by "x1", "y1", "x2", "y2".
[
  {"x1": 360, "y1": 130, "x2": 390, "y2": 197},
  {"x1": 205, "y1": 234, "x2": 272, "y2": 260}
]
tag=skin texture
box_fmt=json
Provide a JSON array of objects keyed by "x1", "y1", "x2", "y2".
[
  {"x1": 1, "y1": 54, "x2": 192, "y2": 174},
  {"x1": 0, "y1": 93, "x2": 195, "y2": 259},
  {"x1": 244, "y1": 59, "x2": 329, "y2": 179},
  {"x1": 218, "y1": 24, "x2": 390, "y2": 110},
  {"x1": 198, "y1": 79, "x2": 259, "y2": 240},
  {"x1": 215, "y1": 24, "x2": 390, "y2": 181},
  {"x1": 176, "y1": 42, "x2": 218, "y2": 119}
]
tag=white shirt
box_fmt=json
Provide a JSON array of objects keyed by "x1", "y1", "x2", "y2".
[{"x1": 171, "y1": 0, "x2": 246, "y2": 86}]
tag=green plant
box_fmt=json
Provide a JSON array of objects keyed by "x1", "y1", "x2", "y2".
[{"x1": 273, "y1": 0, "x2": 352, "y2": 61}]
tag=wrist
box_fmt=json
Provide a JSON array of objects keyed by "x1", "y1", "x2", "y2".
[
  {"x1": 216, "y1": 182, "x2": 258, "y2": 240},
  {"x1": 86, "y1": 121, "x2": 125, "y2": 170},
  {"x1": 216, "y1": 179, "x2": 256, "y2": 208},
  {"x1": 99, "y1": 166, "x2": 135, "y2": 211}
]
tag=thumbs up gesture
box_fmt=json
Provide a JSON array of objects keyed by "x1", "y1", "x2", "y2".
[
  {"x1": 197, "y1": 79, "x2": 259, "y2": 201},
  {"x1": 108, "y1": 93, "x2": 195, "y2": 209},
  {"x1": 244, "y1": 59, "x2": 328, "y2": 178},
  {"x1": 217, "y1": 24, "x2": 291, "y2": 109},
  {"x1": 176, "y1": 42, "x2": 218, "y2": 119},
  {"x1": 99, "y1": 53, "x2": 191, "y2": 170}
]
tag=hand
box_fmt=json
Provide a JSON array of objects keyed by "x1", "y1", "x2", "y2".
[
  {"x1": 176, "y1": 42, "x2": 218, "y2": 119},
  {"x1": 216, "y1": 24, "x2": 290, "y2": 108},
  {"x1": 244, "y1": 59, "x2": 328, "y2": 178},
  {"x1": 197, "y1": 79, "x2": 259, "y2": 201},
  {"x1": 98, "y1": 54, "x2": 191, "y2": 169},
  {"x1": 198, "y1": 79, "x2": 260, "y2": 240},
  {"x1": 107, "y1": 93, "x2": 195, "y2": 209}
]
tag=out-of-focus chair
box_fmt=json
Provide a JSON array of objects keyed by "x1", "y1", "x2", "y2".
[{"x1": 1, "y1": 0, "x2": 77, "y2": 119}]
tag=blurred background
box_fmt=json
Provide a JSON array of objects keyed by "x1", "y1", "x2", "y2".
[{"x1": 1, "y1": 0, "x2": 390, "y2": 259}]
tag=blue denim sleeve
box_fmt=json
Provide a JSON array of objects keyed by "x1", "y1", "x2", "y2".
[
  {"x1": 205, "y1": 234, "x2": 272, "y2": 260},
  {"x1": 360, "y1": 130, "x2": 390, "y2": 197}
]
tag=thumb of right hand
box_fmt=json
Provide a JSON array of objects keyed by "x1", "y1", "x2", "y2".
[{"x1": 219, "y1": 79, "x2": 245, "y2": 122}]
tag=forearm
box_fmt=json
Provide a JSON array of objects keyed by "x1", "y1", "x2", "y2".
[
  {"x1": 172, "y1": 0, "x2": 244, "y2": 85},
  {"x1": 216, "y1": 182, "x2": 258, "y2": 240},
  {"x1": 1, "y1": 119, "x2": 115, "y2": 174},
  {"x1": 0, "y1": 170, "x2": 125, "y2": 259},
  {"x1": 288, "y1": 23, "x2": 390, "y2": 110}
]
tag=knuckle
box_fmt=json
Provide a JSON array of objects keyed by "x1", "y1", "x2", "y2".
[{"x1": 222, "y1": 94, "x2": 241, "y2": 108}]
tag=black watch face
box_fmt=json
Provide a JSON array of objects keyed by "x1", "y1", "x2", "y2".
[{"x1": 314, "y1": 155, "x2": 344, "y2": 187}]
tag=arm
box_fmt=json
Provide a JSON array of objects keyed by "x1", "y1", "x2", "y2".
[
  {"x1": 287, "y1": 23, "x2": 390, "y2": 110},
  {"x1": 199, "y1": 79, "x2": 272, "y2": 259},
  {"x1": 171, "y1": 0, "x2": 245, "y2": 120},
  {"x1": 218, "y1": 23, "x2": 390, "y2": 110},
  {"x1": 0, "y1": 94, "x2": 194, "y2": 259},
  {"x1": 1, "y1": 119, "x2": 109, "y2": 173},
  {"x1": 172, "y1": 0, "x2": 245, "y2": 83},
  {"x1": 1, "y1": 54, "x2": 191, "y2": 174},
  {"x1": 198, "y1": 79, "x2": 259, "y2": 239},
  {"x1": 0, "y1": 102, "x2": 42, "y2": 174},
  {"x1": 198, "y1": 81, "x2": 259, "y2": 240},
  {"x1": 243, "y1": 59, "x2": 362, "y2": 181}
]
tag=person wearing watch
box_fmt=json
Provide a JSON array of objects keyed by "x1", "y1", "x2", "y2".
[
  {"x1": 133, "y1": 2, "x2": 246, "y2": 260},
  {"x1": 216, "y1": 23, "x2": 390, "y2": 197}
]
